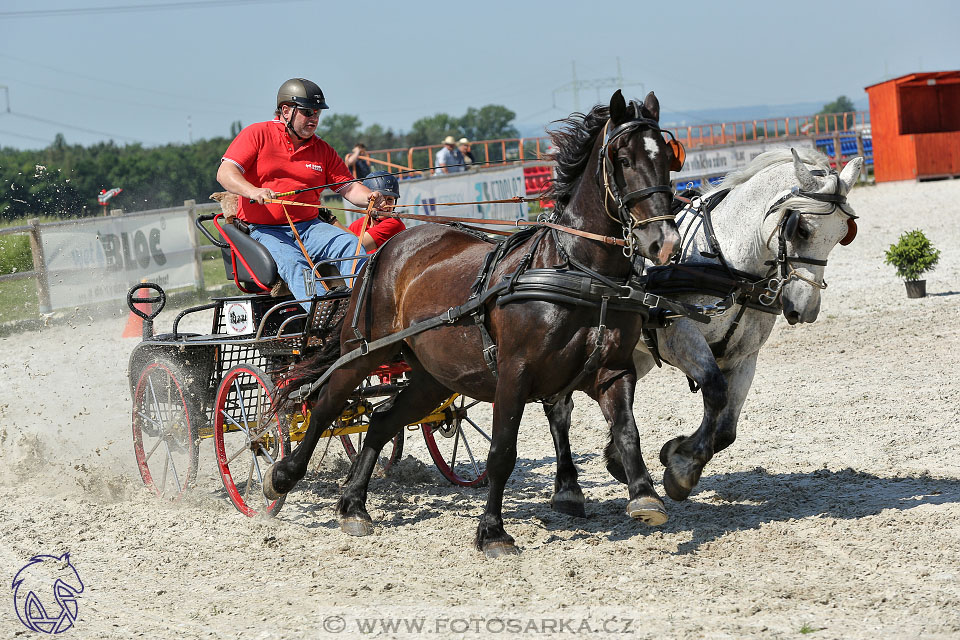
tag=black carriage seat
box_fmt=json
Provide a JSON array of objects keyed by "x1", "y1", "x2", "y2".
[{"x1": 217, "y1": 218, "x2": 281, "y2": 294}]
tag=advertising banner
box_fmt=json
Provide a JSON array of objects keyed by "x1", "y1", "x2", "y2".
[
  {"x1": 40, "y1": 209, "x2": 197, "y2": 310},
  {"x1": 345, "y1": 165, "x2": 528, "y2": 227},
  {"x1": 672, "y1": 139, "x2": 816, "y2": 185}
]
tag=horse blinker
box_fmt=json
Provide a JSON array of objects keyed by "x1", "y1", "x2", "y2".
[
  {"x1": 839, "y1": 218, "x2": 857, "y2": 246},
  {"x1": 666, "y1": 137, "x2": 685, "y2": 172},
  {"x1": 783, "y1": 210, "x2": 801, "y2": 241}
]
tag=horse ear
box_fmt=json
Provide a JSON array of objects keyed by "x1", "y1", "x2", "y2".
[
  {"x1": 839, "y1": 156, "x2": 863, "y2": 193},
  {"x1": 642, "y1": 91, "x2": 660, "y2": 122},
  {"x1": 791, "y1": 148, "x2": 819, "y2": 191},
  {"x1": 609, "y1": 90, "x2": 627, "y2": 124}
]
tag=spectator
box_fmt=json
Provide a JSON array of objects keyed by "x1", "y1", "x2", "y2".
[
  {"x1": 344, "y1": 143, "x2": 371, "y2": 179},
  {"x1": 434, "y1": 135, "x2": 465, "y2": 175},
  {"x1": 458, "y1": 138, "x2": 475, "y2": 166}
]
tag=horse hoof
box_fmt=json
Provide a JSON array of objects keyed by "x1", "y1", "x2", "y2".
[
  {"x1": 662, "y1": 466, "x2": 693, "y2": 502},
  {"x1": 340, "y1": 516, "x2": 374, "y2": 537},
  {"x1": 626, "y1": 496, "x2": 668, "y2": 526},
  {"x1": 551, "y1": 497, "x2": 587, "y2": 519},
  {"x1": 659, "y1": 436, "x2": 684, "y2": 467},
  {"x1": 483, "y1": 541, "x2": 520, "y2": 559},
  {"x1": 262, "y1": 463, "x2": 282, "y2": 501}
]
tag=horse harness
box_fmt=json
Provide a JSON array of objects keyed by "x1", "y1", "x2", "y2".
[
  {"x1": 289, "y1": 109, "x2": 710, "y2": 405},
  {"x1": 639, "y1": 166, "x2": 858, "y2": 367}
]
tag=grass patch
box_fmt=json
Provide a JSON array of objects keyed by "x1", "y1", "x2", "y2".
[{"x1": 799, "y1": 623, "x2": 823, "y2": 634}]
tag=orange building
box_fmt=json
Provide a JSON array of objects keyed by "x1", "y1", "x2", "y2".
[{"x1": 865, "y1": 71, "x2": 960, "y2": 182}]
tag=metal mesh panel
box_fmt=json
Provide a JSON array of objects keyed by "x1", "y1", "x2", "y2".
[{"x1": 216, "y1": 342, "x2": 267, "y2": 383}]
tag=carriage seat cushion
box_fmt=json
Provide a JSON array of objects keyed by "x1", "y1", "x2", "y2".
[{"x1": 219, "y1": 220, "x2": 281, "y2": 291}]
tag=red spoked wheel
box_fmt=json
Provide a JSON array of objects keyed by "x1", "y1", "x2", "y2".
[
  {"x1": 339, "y1": 369, "x2": 405, "y2": 477},
  {"x1": 132, "y1": 358, "x2": 201, "y2": 501},
  {"x1": 213, "y1": 364, "x2": 291, "y2": 517},
  {"x1": 422, "y1": 395, "x2": 489, "y2": 487}
]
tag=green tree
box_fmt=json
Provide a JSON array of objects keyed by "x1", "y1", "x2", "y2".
[
  {"x1": 820, "y1": 96, "x2": 855, "y2": 114},
  {"x1": 459, "y1": 105, "x2": 518, "y2": 141},
  {"x1": 817, "y1": 96, "x2": 856, "y2": 132},
  {"x1": 316, "y1": 113, "x2": 362, "y2": 156},
  {"x1": 406, "y1": 113, "x2": 460, "y2": 147}
]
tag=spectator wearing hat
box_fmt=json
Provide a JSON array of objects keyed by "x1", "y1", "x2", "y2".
[
  {"x1": 458, "y1": 138, "x2": 475, "y2": 166},
  {"x1": 344, "y1": 142, "x2": 371, "y2": 179},
  {"x1": 434, "y1": 135, "x2": 466, "y2": 175}
]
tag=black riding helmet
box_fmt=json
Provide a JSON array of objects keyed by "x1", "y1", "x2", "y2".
[
  {"x1": 362, "y1": 171, "x2": 400, "y2": 199},
  {"x1": 276, "y1": 78, "x2": 329, "y2": 111}
]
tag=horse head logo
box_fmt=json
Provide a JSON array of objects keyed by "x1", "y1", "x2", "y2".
[{"x1": 12, "y1": 553, "x2": 84, "y2": 634}]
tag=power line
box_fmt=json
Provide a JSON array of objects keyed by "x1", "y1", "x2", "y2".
[
  {"x1": 0, "y1": 0, "x2": 308, "y2": 19},
  {"x1": 7, "y1": 111, "x2": 158, "y2": 145},
  {"x1": 0, "y1": 127, "x2": 52, "y2": 145},
  {"x1": 0, "y1": 53, "x2": 262, "y2": 111}
]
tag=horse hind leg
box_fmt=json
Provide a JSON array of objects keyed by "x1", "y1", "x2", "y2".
[
  {"x1": 337, "y1": 371, "x2": 452, "y2": 537},
  {"x1": 546, "y1": 394, "x2": 586, "y2": 518},
  {"x1": 264, "y1": 365, "x2": 369, "y2": 500}
]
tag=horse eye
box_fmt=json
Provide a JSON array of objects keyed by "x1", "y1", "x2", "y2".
[
  {"x1": 619, "y1": 157, "x2": 631, "y2": 168},
  {"x1": 797, "y1": 225, "x2": 810, "y2": 240}
]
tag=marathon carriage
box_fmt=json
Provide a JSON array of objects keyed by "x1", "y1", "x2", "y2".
[{"x1": 127, "y1": 210, "x2": 490, "y2": 518}]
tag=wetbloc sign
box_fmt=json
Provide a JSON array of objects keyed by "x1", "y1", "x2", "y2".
[{"x1": 40, "y1": 209, "x2": 196, "y2": 310}]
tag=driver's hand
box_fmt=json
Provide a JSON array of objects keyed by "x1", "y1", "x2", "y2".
[
  {"x1": 250, "y1": 187, "x2": 276, "y2": 204},
  {"x1": 367, "y1": 190, "x2": 386, "y2": 211}
]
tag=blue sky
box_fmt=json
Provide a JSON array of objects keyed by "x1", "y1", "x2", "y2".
[{"x1": 0, "y1": 0, "x2": 957, "y2": 150}]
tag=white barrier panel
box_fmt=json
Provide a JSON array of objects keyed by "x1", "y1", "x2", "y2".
[
  {"x1": 672, "y1": 139, "x2": 816, "y2": 184},
  {"x1": 345, "y1": 166, "x2": 527, "y2": 226},
  {"x1": 40, "y1": 209, "x2": 196, "y2": 310}
]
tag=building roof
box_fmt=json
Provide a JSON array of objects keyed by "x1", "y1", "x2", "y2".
[{"x1": 865, "y1": 70, "x2": 960, "y2": 91}]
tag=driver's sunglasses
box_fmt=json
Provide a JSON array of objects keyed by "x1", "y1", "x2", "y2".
[{"x1": 297, "y1": 107, "x2": 320, "y2": 118}]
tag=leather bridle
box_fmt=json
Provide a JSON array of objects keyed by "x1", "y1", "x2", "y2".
[
  {"x1": 594, "y1": 103, "x2": 679, "y2": 257},
  {"x1": 757, "y1": 168, "x2": 858, "y2": 304}
]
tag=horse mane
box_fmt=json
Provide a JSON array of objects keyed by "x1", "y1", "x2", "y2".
[
  {"x1": 702, "y1": 147, "x2": 832, "y2": 196},
  {"x1": 544, "y1": 104, "x2": 610, "y2": 210}
]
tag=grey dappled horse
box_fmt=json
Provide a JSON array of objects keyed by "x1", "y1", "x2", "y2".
[{"x1": 547, "y1": 148, "x2": 864, "y2": 518}]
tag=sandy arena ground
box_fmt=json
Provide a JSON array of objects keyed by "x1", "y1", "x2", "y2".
[{"x1": 1, "y1": 179, "x2": 958, "y2": 639}]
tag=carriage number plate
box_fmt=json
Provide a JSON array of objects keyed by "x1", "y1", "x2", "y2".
[{"x1": 225, "y1": 301, "x2": 254, "y2": 335}]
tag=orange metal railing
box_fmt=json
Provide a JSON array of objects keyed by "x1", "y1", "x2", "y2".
[
  {"x1": 365, "y1": 111, "x2": 868, "y2": 172},
  {"x1": 668, "y1": 110, "x2": 868, "y2": 148}
]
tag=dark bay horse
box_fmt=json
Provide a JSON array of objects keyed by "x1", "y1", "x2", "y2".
[{"x1": 265, "y1": 90, "x2": 683, "y2": 557}]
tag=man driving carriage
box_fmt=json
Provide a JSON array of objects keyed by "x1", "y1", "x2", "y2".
[{"x1": 216, "y1": 77, "x2": 387, "y2": 302}]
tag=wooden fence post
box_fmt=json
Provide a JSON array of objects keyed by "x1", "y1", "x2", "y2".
[
  {"x1": 28, "y1": 218, "x2": 52, "y2": 314},
  {"x1": 185, "y1": 199, "x2": 205, "y2": 292},
  {"x1": 855, "y1": 132, "x2": 868, "y2": 182}
]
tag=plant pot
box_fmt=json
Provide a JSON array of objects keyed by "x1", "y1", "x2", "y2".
[{"x1": 904, "y1": 280, "x2": 926, "y2": 298}]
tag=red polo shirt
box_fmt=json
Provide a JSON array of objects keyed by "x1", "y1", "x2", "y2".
[
  {"x1": 222, "y1": 120, "x2": 354, "y2": 225},
  {"x1": 348, "y1": 216, "x2": 406, "y2": 252}
]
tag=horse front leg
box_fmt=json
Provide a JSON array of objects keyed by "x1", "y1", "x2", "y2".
[
  {"x1": 475, "y1": 372, "x2": 529, "y2": 558},
  {"x1": 656, "y1": 321, "x2": 730, "y2": 501},
  {"x1": 594, "y1": 367, "x2": 667, "y2": 526},
  {"x1": 545, "y1": 394, "x2": 586, "y2": 518},
  {"x1": 660, "y1": 352, "x2": 757, "y2": 500}
]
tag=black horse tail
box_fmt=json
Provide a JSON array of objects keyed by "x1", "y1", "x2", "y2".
[{"x1": 273, "y1": 314, "x2": 345, "y2": 412}]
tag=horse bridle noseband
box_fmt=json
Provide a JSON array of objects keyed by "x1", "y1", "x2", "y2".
[
  {"x1": 758, "y1": 168, "x2": 859, "y2": 305},
  {"x1": 595, "y1": 103, "x2": 681, "y2": 257}
]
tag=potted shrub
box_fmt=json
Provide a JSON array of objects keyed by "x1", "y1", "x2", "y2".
[{"x1": 884, "y1": 229, "x2": 940, "y2": 298}]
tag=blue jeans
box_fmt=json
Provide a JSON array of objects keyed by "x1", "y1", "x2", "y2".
[{"x1": 250, "y1": 220, "x2": 366, "y2": 308}]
